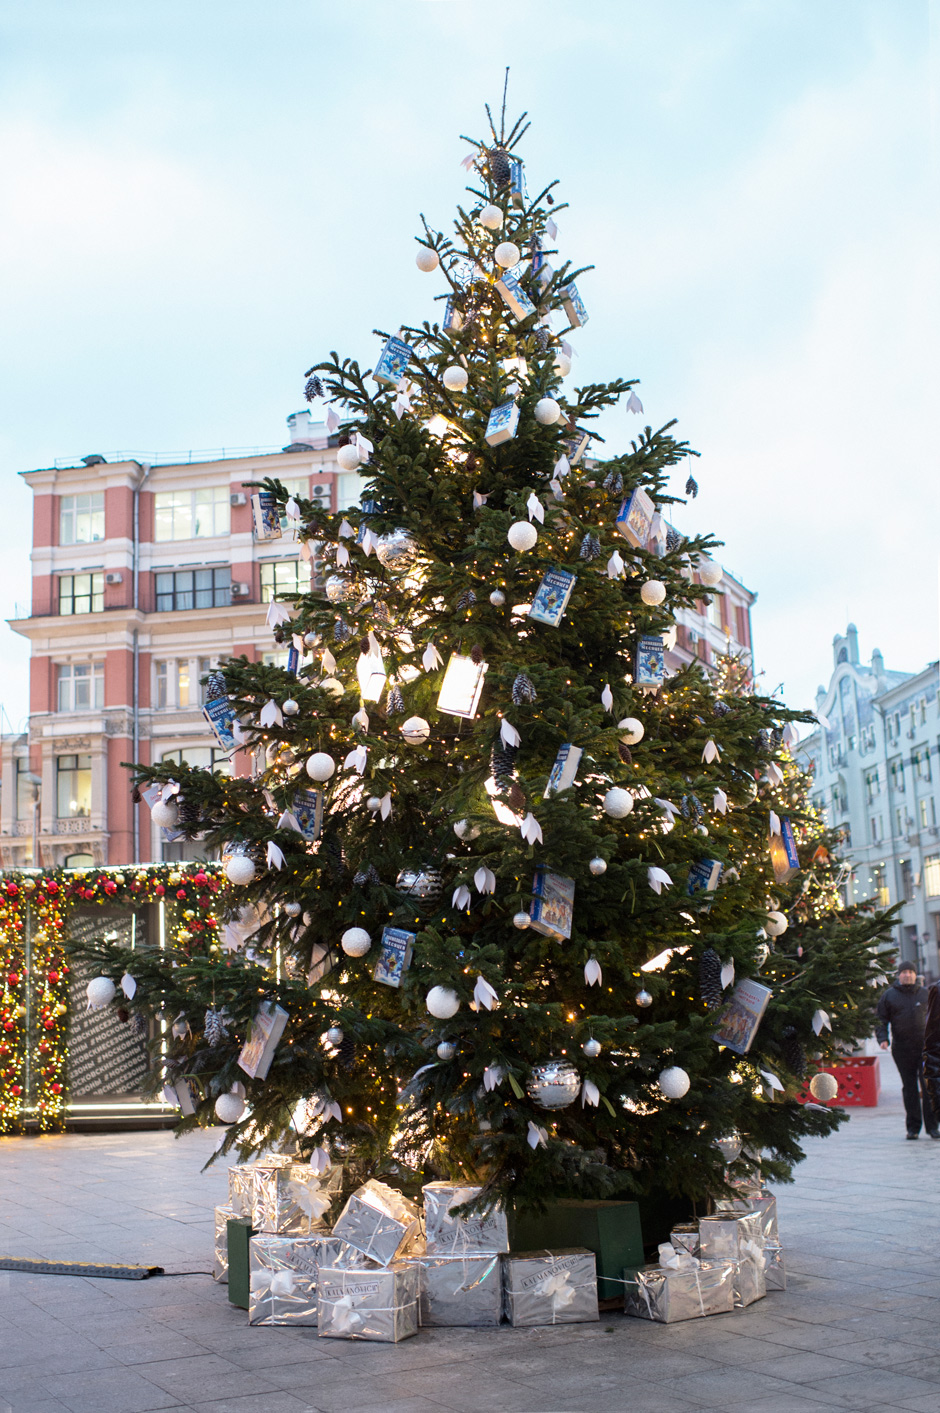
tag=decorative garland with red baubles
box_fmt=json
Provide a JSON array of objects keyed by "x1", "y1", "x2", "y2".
[{"x1": 0, "y1": 863, "x2": 229, "y2": 1134}]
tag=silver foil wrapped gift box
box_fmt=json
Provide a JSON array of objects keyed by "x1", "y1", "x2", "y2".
[
  {"x1": 716, "y1": 1189, "x2": 778, "y2": 1244},
  {"x1": 247, "y1": 1233, "x2": 377, "y2": 1326},
  {"x1": 763, "y1": 1243, "x2": 786, "y2": 1290},
  {"x1": 317, "y1": 1263, "x2": 420, "y2": 1342},
  {"x1": 405, "y1": 1253, "x2": 503, "y2": 1327},
  {"x1": 669, "y1": 1224, "x2": 701, "y2": 1259},
  {"x1": 332, "y1": 1179, "x2": 423, "y2": 1266},
  {"x1": 214, "y1": 1203, "x2": 236, "y2": 1282},
  {"x1": 624, "y1": 1261, "x2": 735, "y2": 1323},
  {"x1": 698, "y1": 1211, "x2": 763, "y2": 1261},
  {"x1": 422, "y1": 1183, "x2": 509, "y2": 1256},
  {"x1": 731, "y1": 1255, "x2": 766, "y2": 1308},
  {"x1": 251, "y1": 1160, "x2": 343, "y2": 1236},
  {"x1": 502, "y1": 1249, "x2": 599, "y2": 1328}
]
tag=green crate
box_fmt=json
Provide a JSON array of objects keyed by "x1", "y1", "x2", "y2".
[
  {"x1": 508, "y1": 1200, "x2": 644, "y2": 1301},
  {"x1": 226, "y1": 1217, "x2": 254, "y2": 1310}
]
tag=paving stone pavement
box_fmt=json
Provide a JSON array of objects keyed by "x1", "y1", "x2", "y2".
[{"x1": 2, "y1": 1057, "x2": 939, "y2": 1413}]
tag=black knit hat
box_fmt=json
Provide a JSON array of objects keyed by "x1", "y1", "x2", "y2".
[{"x1": 898, "y1": 961, "x2": 918, "y2": 976}]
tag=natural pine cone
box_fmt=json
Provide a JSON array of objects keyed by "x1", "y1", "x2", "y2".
[
  {"x1": 699, "y1": 947, "x2": 724, "y2": 1009},
  {"x1": 488, "y1": 146, "x2": 511, "y2": 188}
]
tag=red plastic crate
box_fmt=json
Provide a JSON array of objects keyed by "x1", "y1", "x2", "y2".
[{"x1": 795, "y1": 1055, "x2": 880, "y2": 1107}]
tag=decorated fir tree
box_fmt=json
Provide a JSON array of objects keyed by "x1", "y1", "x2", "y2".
[{"x1": 70, "y1": 103, "x2": 893, "y2": 1215}]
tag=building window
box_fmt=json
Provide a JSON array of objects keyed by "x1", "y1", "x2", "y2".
[
  {"x1": 925, "y1": 856, "x2": 940, "y2": 898},
  {"x1": 57, "y1": 662, "x2": 104, "y2": 712},
  {"x1": 155, "y1": 567, "x2": 231, "y2": 612},
  {"x1": 59, "y1": 573, "x2": 104, "y2": 615},
  {"x1": 260, "y1": 559, "x2": 309, "y2": 603},
  {"x1": 60, "y1": 493, "x2": 104, "y2": 546},
  {"x1": 870, "y1": 816, "x2": 881, "y2": 843},
  {"x1": 161, "y1": 746, "x2": 231, "y2": 776},
  {"x1": 15, "y1": 760, "x2": 35, "y2": 820},
  {"x1": 901, "y1": 859, "x2": 915, "y2": 901},
  {"x1": 921, "y1": 797, "x2": 937, "y2": 829},
  {"x1": 154, "y1": 487, "x2": 230, "y2": 542},
  {"x1": 897, "y1": 807, "x2": 907, "y2": 837},
  {"x1": 262, "y1": 650, "x2": 292, "y2": 668},
  {"x1": 56, "y1": 753, "x2": 91, "y2": 819},
  {"x1": 865, "y1": 769, "x2": 880, "y2": 804},
  {"x1": 914, "y1": 748, "x2": 933, "y2": 783},
  {"x1": 335, "y1": 471, "x2": 369, "y2": 510},
  {"x1": 890, "y1": 758, "x2": 906, "y2": 793},
  {"x1": 706, "y1": 594, "x2": 724, "y2": 629},
  {"x1": 871, "y1": 865, "x2": 889, "y2": 907},
  {"x1": 64, "y1": 852, "x2": 95, "y2": 869},
  {"x1": 155, "y1": 660, "x2": 192, "y2": 710}
]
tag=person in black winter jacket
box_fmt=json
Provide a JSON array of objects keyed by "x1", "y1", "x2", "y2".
[{"x1": 876, "y1": 963, "x2": 938, "y2": 1139}]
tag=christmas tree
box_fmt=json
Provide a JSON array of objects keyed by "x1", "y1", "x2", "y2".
[{"x1": 71, "y1": 100, "x2": 893, "y2": 1215}]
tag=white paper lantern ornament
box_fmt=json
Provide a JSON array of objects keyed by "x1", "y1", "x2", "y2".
[
  {"x1": 636, "y1": 989, "x2": 653, "y2": 1008},
  {"x1": 603, "y1": 787, "x2": 634, "y2": 818},
  {"x1": 489, "y1": 589, "x2": 506, "y2": 607},
  {"x1": 494, "y1": 240, "x2": 520, "y2": 269},
  {"x1": 400, "y1": 716, "x2": 430, "y2": 745},
  {"x1": 659, "y1": 1066, "x2": 691, "y2": 1099},
  {"x1": 335, "y1": 444, "x2": 361, "y2": 472},
  {"x1": 534, "y1": 397, "x2": 561, "y2": 426},
  {"x1": 284, "y1": 902, "x2": 301, "y2": 917},
  {"x1": 479, "y1": 204, "x2": 503, "y2": 230},
  {"x1": 325, "y1": 1026, "x2": 344, "y2": 1046},
  {"x1": 527, "y1": 1059, "x2": 580, "y2": 1109},
  {"x1": 282, "y1": 699, "x2": 299, "y2": 717},
  {"x1": 513, "y1": 911, "x2": 532, "y2": 930},
  {"x1": 507, "y1": 521, "x2": 538, "y2": 552},
  {"x1": 415, "y1": 247, "x2": 440, "y2": 272},
  {"x1": 86, "y1": 976, "x2": 116, "y2": 1010},
  {"x1": 341, "y1": 927, "x2": 371, "y2": 958},
  {"x1": 443, "y1": 365, "x2": 468, "y2": 392},
  {"x1": 215, "y1": 1091, "x2": 246, "y2": 1124},
  {"x1": 426, "y1": 986, "x2": 460, "y2": 1019},
  {"x1": 306, "y1": 752, "x2": 336, "y2": 782},
  {"x1": 225, "y1": 853, "x2": 256, "y2": 886}
]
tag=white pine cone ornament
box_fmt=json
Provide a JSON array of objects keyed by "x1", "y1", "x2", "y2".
[
  {"x1": 204, "y1": 671, "x2": 228, "y2": 703},
  {"x1": 781, "y1": 1025, "x2": 806, "y2": 1078},
  {"x1": 579, "y1": 533, "x2": 601, "y2": 561},
  {"x1": 131, "y1": 1012, "x2": 148, "y2": 1039},
  {"x1": 490, "y1": 742, "x2": 518, "y2": 786},
  {"x1": 512, "y1": 672, "x2": 537, "y2": 705},
  {"x1": 353, "y1": 863, "x2": 381, "y2": 887},
  {"x1": 387, "y1": 685, "x2": 405, "y2": 715},
  {"x1": 304, "y1": 374, "x2": 325, "y2": 402},
  {"x1": 334, "y1": 619, "x2": 353, "y2": 643},
  {"x1": 666, "y1": 526, "x2": 683, "y2": 553},
  {"x1": 456, "y1": 588, "x2": 477, "y2": 612},
  {"x1": 177, "y1": 796, "x2": 200, "y2": 832},
  {"x1": 204, "y1": 1007, "x2": 231, "y2": 1047},
  {"x1": 685, "y1": 474, "x2": 699, "y2": 498},
  {"x1": 603, "y1": 469, "x2": 624, "y2": 496}
]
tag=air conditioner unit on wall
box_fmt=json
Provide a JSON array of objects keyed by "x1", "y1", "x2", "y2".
[
  {"x1": 105, "y1": 572, "x2": 123, "y2": 585},
  {"x1": 230, "y1": 493, "x2": 247, "y2": 507},
  {"x1": 231, "y1": 582, "x2": 251, "y2": 598}
]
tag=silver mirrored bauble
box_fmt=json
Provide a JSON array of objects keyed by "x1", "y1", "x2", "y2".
[
  {"x1": 325, "y1": 574, "x2": 351, "y2": 604},
  {"x1": 395, "y1": 866, "x2": 443, "y2": 902},
  {"x1": 589, "y1": 857, "x2": 607, "y2": 876},
  {"x1": 715, "y1": 1131, "x2": 742, "y2": 1162},
  {"x1": 489, "y1": 589, "x2": 506, "y2": 607},
  {"x1": 635, "y1": 989, "x2": 653, "y2": 1008},
  {"x1": 284, "y1": 902, "x2": 301, "y2": 917},
  {"x1": 303, "y1": 631, "x2": 321, "y2": 648},
  {"x1": 325, "y1": 1026, "x2": 344, "y2": 1046},
  {"x1": 583, "y1": 1038, "x2": 602, "y2": 1058},
  {"x1": 375, "y1": 527, "x2": 418, "y2": 574},
  {"x1": 436, "y1": 1041, "x2": 456, "y2": 1061},
  {"x1": 513, "y1": 911, "x2": 532, "y2": 930},
  {"x1": 527, "y1": 1059, "x2": 581, "y2": 1110}
]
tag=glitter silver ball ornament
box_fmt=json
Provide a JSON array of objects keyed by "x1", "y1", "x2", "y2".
[
  {"x1": 583, "y1": 1038, "x2": 602, "y2": 1058},
  {"x1": 489, "y1": 589, "x2": 506, "y2": 607},
  {"x1": 395, "y1": 866, "x2": 443, "y2": 902},
  {"x1": 589, "y1": 857, "x2": 607, "y2": 876},
  {"x1": 715, "y1": 1131, "x2": 742, "y2": 1162},
  {"x1": 436, "y1": 1041, "x2": 456, "y2": 1061},
  {"x1": 325, "y1": 1026, "x2": 344, "y2": 1046},
  {"x1": 303, "y1": 631, "x2": 321, "y2": 648},
  {"x1": 375, "y1": 528, "x2": 418, "y2": 574},
  {"x1": 284, "y1": 902, "x2": 301, "y2": 917},
  {"x1": 282, "y1": 698, "x2": 299, "y2": 716},
  {"x1": 527, "y1": 1059, "x2": 581, "y2": 1110},
  {"x1": 513, "y1": 911, "x2": 531, "y2": 930},
  {"x1": 635, "y1": 989, "x2": 653, "y2": 1008}
]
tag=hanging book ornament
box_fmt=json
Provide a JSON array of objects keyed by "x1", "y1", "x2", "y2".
[
  {"x1": 485, "y1": 399, "x2": 520, "y2": 447},
  {"x1": 252, "y1": 492, "x2": 282, "y2": 542},
  {"x1": 374, "y1": 336, "x2": 415, "y2": 388},
  {"x1": 373, "y1": 928, "x2": 415, "y2": 988},
  {"x1": 769, "y1": 816, "x2": 800, "y2": 883},
  {"x1": 436, "y1": 654, "x2": 488, "y2": 720},
  {"x1": 529, "y1": 866, "x2": 575, "y2": 941},
  {"x1": 634, "y1": 635, "x2": 665, "y2": 692},
  {"x1": 616, "y1": 487, "x2": 654, "y2": 548},
  {"x1": 495, "y1": 272, "x2": 536, "y2": 323},
  {"x1": 292, "y1": 789, "x2": 323, "y2": 842},
  {"x1": 561, "y1": 282, "x2": 589, "y2": 327},
  {"x1": 544, "y1": 744, "x2": 582, "y2": 798},
  {"x1": 237, "y1": 1002, "x2": 289, "y2": 1080},
  {"x1": 528, "y1": 569, "x2": 576, "y2": 626}
]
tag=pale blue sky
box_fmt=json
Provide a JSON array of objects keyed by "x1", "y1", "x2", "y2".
[{"x1": 0, "y1": 0, "x2": 936, "y2": 728}]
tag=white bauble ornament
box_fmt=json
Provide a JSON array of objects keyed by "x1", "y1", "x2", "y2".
[
  {"x1": 534, "y1": 396, "x2": 562, "y2": 426},
  {"x1": 640, "y1": 580, "x2": 667, "y2": 606},
  {"x1": 635, "y1": 989, "x2": 653, "y2": 1008},
  {"x1": 527, "y1": 1059, "x2": 580, "y2": 1110},
  {"x1": 284, "y1": 902, "x2": 301, "y2": 917},
  {"x1": 589, "y1": 857, "x2": 608, "y2": 876},
  {"x1": 554, "y1": 352, "x2": 572, "y2": 378},
  {"x1": 225, "y1": 854, "x2": 256, "y2": 886},
  {"x1": 366, "y1": 796, "x2": 382, "y2": 813},
  {"x1": 400, "y1": 716, "x2": 430, "y2": 745},
  {"x1": 765, "y1": 911, "x2": 788, "y2": 937},
  {"x1": 603, "y1": 787, "x2": 634, "y2": 819},
  {"x1": 426, "y1": 986, "x2": 460, "y2": 1019},
  {"x1": 320, "y1": 678, "x2": 345, "y2": 698},
  {"x1": 86, "y1": 976, "x2": 116, "y2": 1010},
  {"x1": 341, "y1": 927, "x2": 372, "y2": 958},
  {"x1": 151, "y1": 799, "x2": 179, "y2": 829},
  {"x1": 436, "y1": 1040, "x2": 456, "y2": 1061},
  {"x1": 513, "y1": 911, "x2": 532, "y2": 930},
  {"x1": 454, "y1": 819, "x2": 480, "y2": 841},
  {"x1": 699, "y1": 559, "x2": 723, "y2": 588},
  {"x1": 494, "y1": 240, "x2": 521, "y2": 269},
  {"x1": 415, "y1": 247, "x2": 440, "y2": 272},
  {"x1": 583, "y1": 1038, "x2": 602, "y2": 1058},
  {"x1": 659, "y1": 1066, "x2": 691, "y2": 1099},
  {"x1": 507, "y1": 521, "x2": 538, "y2": 552},
  {"x1": 618, "y1": 717, "x2": 645, "y2": 745},
  {"x1": 335, "y1": 444, "x2": 361, "y2": 472},
  {"x1": 489, "y1": 589, "x2": 506, "y2": 606},
  {"x1": 214, "y1": 1091, "x2": 246, "y2": 1124},
  {"x1": 326, "y1": 1026, "x2": 344, "y2": 1046},
  {"x1": 809, "y1": 1071, "x2": 839, "y2": 1103},
  {"x1": 282, "y1": 699, "x2": 299, "y2": 717},
  {"x1": 306, "y1": 752, "x2": 336, "y2": 782},
  {"x1": 479, "y1": 204, "x2": 503, "y2": 231},
  {"x1": 443, "y1": 365, "x2": 469, "y2": 392}
]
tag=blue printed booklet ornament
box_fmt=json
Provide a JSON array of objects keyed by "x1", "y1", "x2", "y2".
[
  {"x1": 635, "y1": 635, "x2": 665, "y2": 692},
  {"x1": 687, "y1": 858, "x2": 724, "y2": 897},
  {"x1": 373, "y1": 928, "x2": 415, "y2": 988},
  {"x1": 529, "y1": 865, "x2": 575, "y2": 941},
  {"x1": 441, "y1": 297, "x2": 463, "y2": 332},
  {"x1": 509, "y1": 157, "x2": 525, "y2": 208},
  {"x1": 252, "y1": 491, "x2": 282, "y2": 542},
  {"x1": 292, "y1": 788, "x2": 323, "y2": 842},
  {"x1": 374, "y1": 336, "x2": 415, "y2": 388},
  {"x1": 485, "y1": 399, "x2": 520, "y2": 447},
  {"x1": 770, "y1": 817, "x2": 800, "y2": 883},
  {"x1": 495, "y1": 272, "x2": 536, "y2": 324},
  {"x1": 528, "y1": 569, "x2": 576, "y2": 626},
  {"x1": 712, "y1": 979, "x2": 772, "y2": 1056},
  {"x1": 616, "y1": 487, "x2": 655, "y2": 548},
  {"x1": 544, "y1": 744, "x2": 582, "y2": 798},
  {"x1": 561, "y1": 429, "x2": 590, "y2": 465},
  {"x1": 286, "y1": 645, "x2": 300, "y2": 677},
  {"x1": 561, "y1": 282, "x2": 589, "y2": 328},
  {"x1": 203, "y1": 695, "x2": 237, "y2": 754}
]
